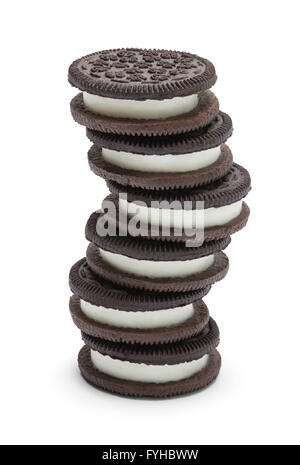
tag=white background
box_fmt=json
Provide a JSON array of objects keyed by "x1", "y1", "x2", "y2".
[{"x1": 1, "y1": 0, "x2": 299, "y2": 446}]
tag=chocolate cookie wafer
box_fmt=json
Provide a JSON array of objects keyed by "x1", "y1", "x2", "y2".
[
  {"x1": 69, "y1": 258, "x2": 211, "y2": 344},
  {"x1": 70, "y1": 295, "x2": 210, "y2": 345},
  {"x1": 86, "y1": 112, "x2": 233, "y2": 190},
  {"x1": 78, "y1": 318, "x2": 221, "y2": 398},
  {"x1": 105, "y1": 163, "x2": 251, "y2": 242},
  {"x1": 69, "y1": 49, "x2": 219, "y2": 136},
  {"x1": 85, "y1": 211, "x2": 230, "y2": 292}
]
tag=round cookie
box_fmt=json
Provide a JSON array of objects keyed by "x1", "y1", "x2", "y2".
[
  {"x1": 86, "y1": 112, "x2": 233, "y2": 190},
  {"x1": 86, "y1": 111, "x2": 232, "y2": 155},
  {"x1": 86, "y1": 210, "x2": 231, "y2": 258},
  {"x1": 69, "y1": 259, "x2": 212, "y2": 344},
  {"x1": 78, "y1": 346, "x2": 221, "y2": 398},
  {"x1": 69, "y1": 258, "x2": 211, "y2": 311},
  {"x1": 78, "y1": 318, "x2": 221, "y2": 398},
  {"x1": 85, "y1": 211, "x2": 230, "y2": 292},
  {"x1": 86, "y1": 243, "x2": 228, "y2": 293},
  {"x1": 68, "y1": 48, "x2": 219, "y2": 136},
  {"x1": 87, "y1": 145, "x2": 232, "y2": 191},
  {"x1": 104, "y1": 163, "x2": 251, "y2": 242},
  {"x1": 107, "y1": 163, "x2": 251, "y2": 208},
  {"x1": 70, "y1": 295, "x2": 210, "y2": 345},
  {"x1": 82, "y1": 317, "x2": 219, "y2": 364},
  {"x1": 69, "y1": 258, "x2": 210, "y2": 312},
  {"x1": 70, "y1": 91, "x2": 219, "y2": 137},
  {"x1": 68, "y1": 48, "x2": 217, "y2": 99}
]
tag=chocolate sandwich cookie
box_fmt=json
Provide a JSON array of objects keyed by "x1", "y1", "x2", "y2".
[
  {"x1": 105, "y1": 163, "x2": 251, "y2": 242},
  {"x1": 78, "y1": 318, "x2": 221, "y2": 398},
  {"x1": 85, "y1": 211, "x2": 230, "y2": 292},
  {"x1": 86, "y1": 112, "x2": 233, "y2": 190},
  {"x1": 70, "y1": 295, "x2": 210, "y2": 345},
  {"x1": 69, "y1": 258, "x2": 211, "y2": 344},
  {"x1": 69, "y1": 48, "x2": 219, "y2": 136}
]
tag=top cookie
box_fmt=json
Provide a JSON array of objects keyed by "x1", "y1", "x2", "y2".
[{"x1": 68, "y1": 48, "x2": 217, "y2": 100}]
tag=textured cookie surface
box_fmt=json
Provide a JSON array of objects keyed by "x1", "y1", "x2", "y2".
[
  {"x1": 107, "y1": 163, "x2": 251, "y2": 209},
  {"x1": 87, "y1": 111, "x2": 232, "y2": 154},
  {"x1": 70, "y1": 295, "x2": 210, "y2": 345},
  {"x1": 68, "y1": 48, "x2": 217, "y2": 100},
  {"x1": 105, "y1": 195, "x2": 250, "y2": 242},
  {"x1": 69, "y1": 259, "x2": 211, "y2": 311},
  {"x1": 86, "y1": 243, "x2": 229, "y2": 292},
  {"x1": 70, "y1": 91, "x2": 219, "y2": 136},
  {"x1": 88, "y1": 143, "x2": 233, "y2": 190},
  {"x1": 85, "y1": 210, "x2": 231, "y2": 260},
  {"x1": 82, "y1": 317, "x2": 219, "y2": 365},
  {"x1": 78, "y1": 346, "x2": 221, "y2": 398}
]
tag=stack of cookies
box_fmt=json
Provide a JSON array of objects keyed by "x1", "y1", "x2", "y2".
[{"x1": 68, "y1": 49, "x2": 251, "y2": 398}]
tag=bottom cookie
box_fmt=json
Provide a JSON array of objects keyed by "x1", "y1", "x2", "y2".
[{"x1": 78, "y1": 345, "x2": 221, "y2": 398}]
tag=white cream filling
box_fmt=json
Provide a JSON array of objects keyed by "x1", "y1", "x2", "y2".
[
  {"x1": 102, "y1": 146, "x2": 221, "y2": 173},
  {"x1": 91, "y1": 350, "x2": 209, "y2": 383},
  {"x1": 119, "y1": 198, "x2": 243, "y2": 229},
  {"x1": 99, "y1": 247, "x2": 214, "y2": 278},
  {"x1": 80, "y1": 299, "x2": 194, "y2": 329},
  {"x1": 83, "y1": 92, "x2": 199, "y2": 119}
]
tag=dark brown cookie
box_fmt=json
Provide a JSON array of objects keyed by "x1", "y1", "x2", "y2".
[
  {"x1": 69, "y1": 258, "x2": 211, "y2": 311},
  {"x1": 78, "y1": 318, "x2": 220, "y2": 398},
  {"x1": 104, "y1": 194, "x2": 250, "y2": 243},
  {"x1": 85, "y1": 210, "x2": 231, "y2": 259},
  {"x1": 70, "y1": 294, "x2": 210, "y2": 345},
  {"x1": 68, "y1": 49, "x2": 217, "y2": 100},
  {"x1": 86, "y1": 111, "x2": 232, "y2": 154},
  {"x1": 82, "y1": 317, "x2": 219, "y2": 364},
  {"x1": 86, "y1": 111, "x2": 233, "y2": 190},
  {"x1": 78, "y1": 345, "x2": 221, "y2": 398},
  {"x1": 88, "y1": 143, "x2": 233, "y2": 190},
  {"x1": 103, "y1": 162, "x2": 250, "y2": 241},
  {"x1": 85, "y1": 212, "x2": 230, "y2": 291},
  {"x1": 86, "y1": 242, "x2": 229, "y2": 292},
  {"x1": 70, "y1": 91, "x2": 219, "y2": 136},
  {"x1": 107, "y1": 163, "x2": 251, "y2": 208}
]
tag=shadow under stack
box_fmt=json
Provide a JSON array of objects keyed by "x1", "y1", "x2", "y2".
[{"x1": 68, "y1": 48, "x2": 251, "y2": 398}]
